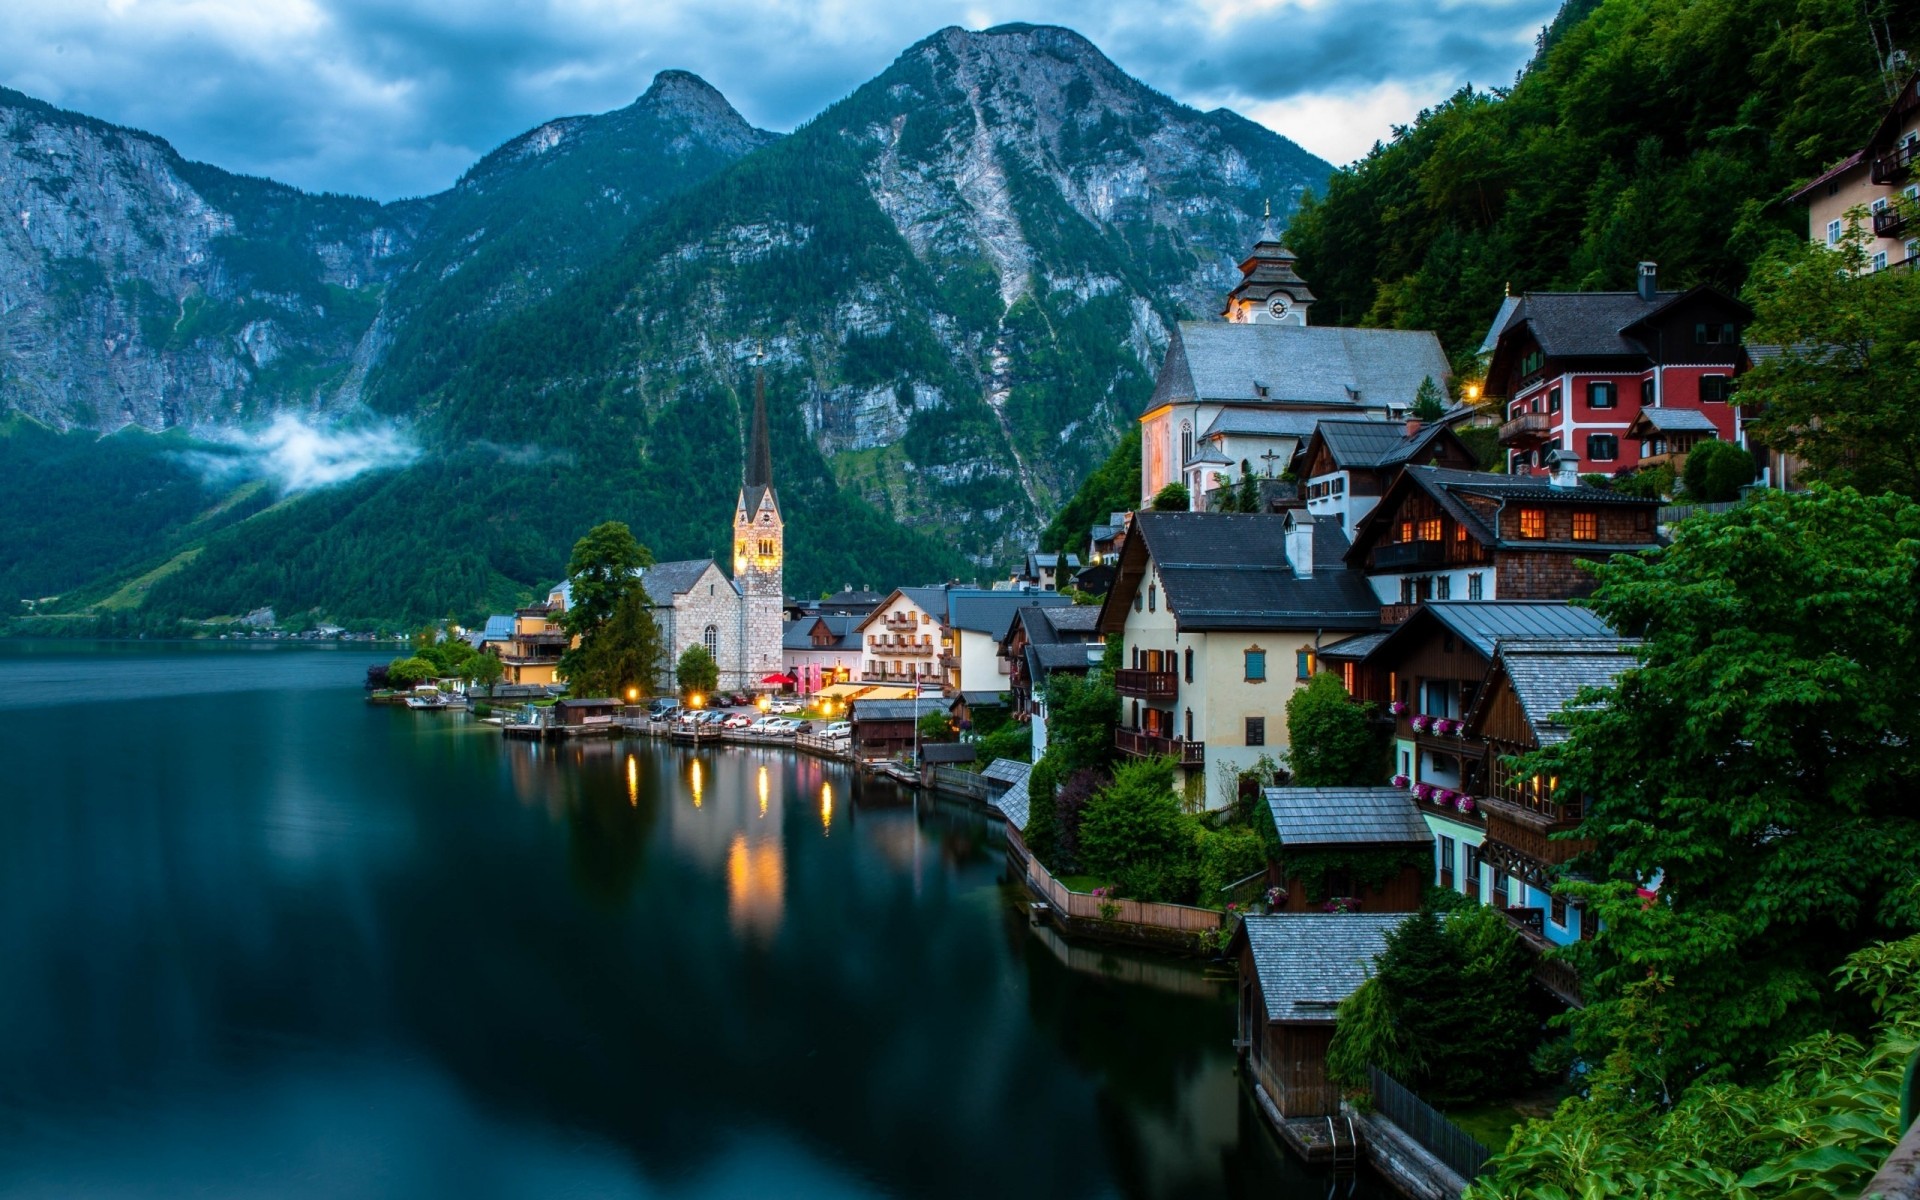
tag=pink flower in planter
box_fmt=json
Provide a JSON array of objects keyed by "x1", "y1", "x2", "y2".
[
  {"x1": 1411, "y1": 715, "x2": 1433, "y2": 734},
  {"x1": 1437, "y1": 789, "x2": 1458, "y2": 805},
  {"x1": 1389, "y1": 701, "x2": 1409, "y2": 716},
  {"x1": 1391, "y1": 774, "x2": 1410, "y2": 789},
  {"x1": 1434, "y1": 718, "x2": 1456, "y2": 736},
  {"x1": 1413, "y1": 782, "x2": 1435, "y2": 802},
  {"x1": 1456, "y1": 796, "x2": 1477, "y2": 814}
]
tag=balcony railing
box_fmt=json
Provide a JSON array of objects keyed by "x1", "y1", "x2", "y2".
[
  {"x1": 1872, "y1": 204, "x2": 1912, "y2": 239},
  {"x1": 1496, "y1": 907, "x2": 1585, "y2": 1008},
  {"x1": 882, "y1": 613, "x2": 920, "y2": 629},
  {"x1": 1498, "y1": 410, "x2": 1553, "y2": 444},
  {"x1": 1373, "y1": 541, "x2": 1447, "y2": 570},
  {"x1": 1114, "y1": 728, "x2": 1205, "y2": 766},
  {"x1": 1114, "y1": 668, "x2": 1178, "y2": 699},
  {"x1": 1380, "y1": 603, "x2": 1419, "y2": 626},
  {"x1": 1871, "y1": 140, "x2": 1917, "y2": 185},
  {"x1": 867, "y1": 641, "x2": 934, "y2": 656}
]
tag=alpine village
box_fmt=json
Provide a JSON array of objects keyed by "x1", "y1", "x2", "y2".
[{"x1": 6, "y1": 3, "x2": 1920, "y2": 1198}]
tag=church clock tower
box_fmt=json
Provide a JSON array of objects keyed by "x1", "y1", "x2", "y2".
[
  {"x1": 734, "y1": 367, "x2": 784, "y2": 689},
  {"x1": 1222, "y1": 201, "x2": 1316, "y2": 326}
]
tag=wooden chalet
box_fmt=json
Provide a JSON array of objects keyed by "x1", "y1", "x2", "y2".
[
  {"x1": 1296, "y1": 416, "x2": 1481, "y2": 536},
  {"x1": 1624, "y1": 405, "x2": 1723, "y2": 472},
  {"x1": 1345, "y1": 461, "x2": 1662, "y2": 621},
  {"x1": 553, "y1": 698, "x2": 622, "y2": 727},
  {"x1": 1232, "y1": 913, "x2": 1418, "y2": 1118},
  {"x1": 848, "y1": 697, "x2": 946, "y2": 760},
  {"x1": 1262, "y1": 787, "x2": 1431, "y2": 912}
]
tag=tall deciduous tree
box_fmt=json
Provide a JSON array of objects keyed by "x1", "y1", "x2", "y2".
[
  {"x1": 558, "y1": 521, "x2": 662, "y2": 698},
  {"x1": 675, "y1": 643, "x2": 719, "y2": 700},
  {"x1": 1285, "y1": 671, "x2": 1382, "y2": 786},
  {"x1": 1742, "y1": 222, "x2": 1920, "y2": 498},
  {"x1": 1537, "y1": 487, "x2": 1920, "y2": 1084}
]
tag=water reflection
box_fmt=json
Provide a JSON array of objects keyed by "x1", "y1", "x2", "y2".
[{"x1": 0, "y1": 642, "x2": 1390, "y2": 1200}]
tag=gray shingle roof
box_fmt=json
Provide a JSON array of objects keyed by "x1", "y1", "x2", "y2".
[
  {"x1": 1317, "y1": 631, "x2": 1389, "y2": 660},
  {"x1": 921, "y1": 743, "x2": 976, "y2": 764},
  {"x1": 1631, "y1": 407, "x2": 1721, "y2": 433},
  {"x1": 1312, "y1": 418, "x2": 1450, "y2": 470},
  {"x1": 1144, "y1": 321, "x2": 1450, "y2": 416},
  {"x1": 1122, "y1": 512, "x2": 1382, "y2": 632},
  {"x1": 1499, "y1": 291, "x2": 1681, "y2": 358},
  {"x1": 1402, "y1": 601, "x2": 1617, "y2": 661},
  {"x1": 1263, "y1": 788, "x2": 1433, "y2": 848},
  {"x1": 987, "y1": 761, "x2": 1032, "y2": 830},
  {"x1": 1198, "y1": 409, "x2": 1327, "y2": 441},
  {"x1": 782, "y1": 613, "x2": 861, "y2": 651},
  {"x1": 850, "y1": 698, "x2": 947, "y2": 721},
  {"x1": 1495, "y1": 640, "x2": 1642, "y2": 745},
  {"x1": 953, "y1": 691, "x2": 1007, "y2": 706},
  {"x1": 1041, "y1": 606, "x2": 1102, "y2": 635},
  {"x1": 982, "y1": 758, "x2": 1031, "y2": 785},
  {"x1": 1027, "y1": 642, "x2": 1103, "y2": 677},
  {"x1": 1241, "y1": 913, "x2": 1419, "y2": 1022},
  {"x1": 641, "y1": 559, "x2": 726, "y2": 604}
]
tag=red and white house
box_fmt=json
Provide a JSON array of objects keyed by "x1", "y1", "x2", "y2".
[{"x1": 1483, "y1": 264, "x2": 1755, "y2": 481}]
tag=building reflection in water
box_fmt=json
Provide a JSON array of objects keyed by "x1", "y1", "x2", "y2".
[{"x1": 725, "y1": 830, "x2": 786, "y2": 943}]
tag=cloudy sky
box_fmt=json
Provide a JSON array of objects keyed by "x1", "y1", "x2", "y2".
[{"x1": 0, "y1": 0, "x2": 1560, "y2": 201}]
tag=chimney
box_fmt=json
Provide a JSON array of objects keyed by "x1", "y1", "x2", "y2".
[
  {"x1": 1547, "y1": 449, "x2": 1582, "y2": 489},
  {"x1": 1284, "y1": 514, "x2": 1316, "y2": 577},
  {"x1": 1637, "y1": 261, "x2": 1658, "y2": 301},
  {"x1": 1404, "y1": 415, "x2": 1423, "y2": 439}
]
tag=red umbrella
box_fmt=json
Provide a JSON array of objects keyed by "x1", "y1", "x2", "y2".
[{"x1": 761, "y1": 672, "x2": 797, "y2": 685}]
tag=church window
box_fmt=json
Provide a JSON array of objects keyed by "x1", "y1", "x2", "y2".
[
  {"x1": 1180, "y1": 423, "x2": 1193, "y2": 464},
  {"x1": 1148, "y1": 585, "x2": 1156, "y2": 612},
  {"x1": 703, "y1": 625, "x2": 718, "y2": 658}
]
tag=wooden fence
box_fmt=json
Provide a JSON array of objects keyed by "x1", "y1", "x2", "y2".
[{"x1": 1021, "y1": 844, "x2": 1225, "y2": 934}]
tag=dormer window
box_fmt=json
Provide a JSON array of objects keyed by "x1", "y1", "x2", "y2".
[
  {"x1": 1253, "y1": 380, "x2": 1270, "y2": 397},
  {"x1": 1695, "y1": 323, "x2": 1738, "y2": 345}
]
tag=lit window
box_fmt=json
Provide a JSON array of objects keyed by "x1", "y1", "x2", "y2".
[
  {"x1": 1295, "y1": 650, "x2": 1314, "y2": 680},
  {"x1": 1572, "y1": 511, "x2": 1598, "y2": 541},
  {"x1": 1519, "y1": 509, "x2": 1546, "y2": 538},
  {"x1": 1399, "y1": 520, "x2": 1415, "y2": 542},
  {"x1": 1454, "y1": 522, "x2": 1468, "y2": 542},
  {"x1": 1245, "y1": 649, "x2": 1266, "y2": 682},
  {"x1": 1417, "y1": 518, "x2": 1442, "y2": 542}
]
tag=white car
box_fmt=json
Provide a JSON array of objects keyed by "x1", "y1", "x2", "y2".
[
  {"x1": 823, "y1": 721, "x2": 853, "y2": 739},
  {"x1": 748, "y1": 717, "x2": 783, "y2": 734},
  {"x1": 768, "y1": 699, "x2": 802, "y2": 715}
]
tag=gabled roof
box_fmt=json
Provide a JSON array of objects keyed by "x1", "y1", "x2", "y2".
[
  {"x1": 1098, "y1": 512, "x2": 1382, "y2": 634},
  {"x1": 641, "y1": 559, "x2": 728, "y2": 604},
  {"x1": 1367, "y1": 601, "x2": 1618, "y2": 664},
  {"x1": 1041, "y1": 606, "x2": 1101, "y2": 635},
  {"x1": 1235, "y1": 913, "x2": 1419, "y2": 1022},
  {"x1": 1485, "y1": 285, "x2": 1752, "y2": 381},
  {"x1": 782, "y1": 613, "x2": 861, "y2": 651},
  {"x1": 1142, "y1": 321, "x2": 1450, "y2": 417},
  {"x1": 1347, "y1": 466, "x2": 1660, "y2": 562},
  {"x1": 1304, "y1": 417, "x2": 1476, "y2": 474},
  {"x1": 1466, "y1": 639, "x2": 1642, "y2": 746},
  {"x1": 1478, "y1": 294, "x2": 1522, "y2": 355},
  {"x1": 849, "y1": 698, "x2": 947, "y2": 722},
  {"x1": 949, "y1": 590, "x2": 1072, "y2": 637},
  {"x1": 1263, "y1": 788, "x2": 1433, "y2": 847},
  {"x1": 1199, "y1": 408, "x2": 1326, "y2": 441},
  {"x1": 1003, "y1": 602, "x2": 1101, "y2": 646},
  {"x1": 1627, "y1": 407, "x2": 1721, "y2": 434}
]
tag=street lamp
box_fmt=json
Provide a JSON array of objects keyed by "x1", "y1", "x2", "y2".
[{"x1": 626, "y1": 686, "x2": 639, "y2": 702}]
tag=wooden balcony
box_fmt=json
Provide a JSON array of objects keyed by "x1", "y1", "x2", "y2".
[
  {"x1": 1115, "y1": 728, "x2": 1205, "y2": 766},
  {"x1": 1114, "y1": 668, "x2": 1177, "y2": 700},
  {"x1": 1871, "y1": 140, "x2": 1917, "y2": 185},
  {"x1": 1498, "y1": 410, "x2": 1553, "y2": 445},
  {"x1": 1497, "y1": 907, "x2": 1584, "y2": 1008},
  {"x1": 1373, "y1": 541, "x2": 1447, "y2": 570},
  {"x1": 1873, "y1": 204, "x2": 1912, "y2": 239},
  {"x1": 1482, "y1": 794, "x2": 1592, "y2": 873},
  {"x1": 867, "y1": 641, "x2": 934, "y2": 656}
]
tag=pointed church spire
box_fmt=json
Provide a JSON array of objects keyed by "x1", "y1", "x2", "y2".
[{"x1": 746, "y1": 348, "x2": 772, "y2": 491}]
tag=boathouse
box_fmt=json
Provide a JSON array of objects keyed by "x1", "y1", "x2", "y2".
[
  {"x1": 1262, "y1": 788, "x2": 1433, "y2": 912},
  {"x1": 848, "y1": 697, "x2": 946, "y2": 760},
  {"x1": 553, "y1": 698, "x2": 622, "y2": 727},
  {"x1": 1231, "y1": 912, "x2": 1418, "y2": 1118}
]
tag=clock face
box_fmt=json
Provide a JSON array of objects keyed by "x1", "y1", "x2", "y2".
[{"x1": 1266, "y1": 294, "x2": 1291, "y2": 319}]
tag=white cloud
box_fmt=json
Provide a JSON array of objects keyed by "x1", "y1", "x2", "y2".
[
  {"x1": 184, "y1": 415, "x2": 420, "y2": 492},
  {"x1": 1232, "y1": 77, "x2": 1465, "y2": 167}
]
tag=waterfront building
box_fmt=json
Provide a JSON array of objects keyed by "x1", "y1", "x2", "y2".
[
  {"x1": 782, "y1": 613, "x2": 863, "y2": 695},
  {"x1": 854, "y1": 586, "x2": 1071, "y2": 694},
  {"x1": 1481, "y1": 265, "x2": 1755, "y2": 480},
  {"x1": 1095, "y1": 510, "x2": 1379, "y2": 809},
  {"x1": 1000, "y1": 605, "x2": 1104, "y2": 758},
  {"x1": 1230, "y1": 913, "x2": 1420, "y2": 1119}
]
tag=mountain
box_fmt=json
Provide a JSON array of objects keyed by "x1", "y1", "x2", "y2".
[{"x1": 1, "y1": 25, "x2": 1333, "y2": 626}]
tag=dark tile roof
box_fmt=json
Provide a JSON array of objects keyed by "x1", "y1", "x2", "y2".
[
  {"x1": 1478, "y1": 295, "x2": 1522, "y2": 355},
  {"x1": 1041, "y1": 606, "x2": 1102, "y2": 635},
  {"x1": 1026, "y1": 642, "x2": 1103, "y2": 678},
  {"x1": 640, "y1": 559, "x2": 724, "y2": 604},
  {"x1": 1311, "y1": 418, "x2": 1455, "y2": 470},
  {"x1": 1198, "y1": 409, "x2": 1326, "y2": 441},
  {"x1": 953, "y1": 691, "x2": 1007, "y2": 707},
  {"x1": 782, "y1": 613, "x2": 861, "y2": 651},
  {"x1": 1402, "y1": 601, "x2": 1617, "y2": 661},
  {"x1": 1493, "y1": 639, "x2": 1641, "y2": 745},
  {"x1": 1240, "y1": 913, "x2": 1419, "y2": 1022},
  {"x1": 986, "y1": 761, "x2": 1032, "y2": 829},
  {"x1": 1499, "y1": 291, "x2": 1679, "y2": 358},
  {"x1": 1317, "y1": 631, "x2": 1388, "y2": 660},
  {"x1": 1144, "y1": 321, "x2": 1450, "y2": 416},
  {"x1": 920, "y1": 743, "x2": 977, "y2": 764},
  {"x1": 1126, "y1": 512, "x2": 1382, "y2": 632},
  {"x1": 1264, "y1": 788, "x2": 1433, "y2": 848},
  {"x1": 948, "y1": 590, "x2": 1072, "y2": 636}
]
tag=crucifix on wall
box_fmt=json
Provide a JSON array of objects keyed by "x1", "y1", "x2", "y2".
[{"x1": 1259, "y1": 448, "x2": 1284, "y2": 477}]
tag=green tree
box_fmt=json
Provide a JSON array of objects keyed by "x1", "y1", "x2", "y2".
[
  {"x1": 385, "y1": 656, "x2": 437, "y2": 687},
  {"x1": 558, "y1": 522, "x2": 663, "y2": 698},
  {"x1": 1681, "y1": 437, "x2": 1755, "y2": 502},
  {"x1": 1235, "y1": 468, "x2": 1260, "y2": 513},
  {"x1": 675, "y1": 642, "x2": 719, "y2": 701},
  {"x1": 466, "y1": 652, "x2": 504, "y2": 691},
  {"x1": 1150, "y1": 482, "x2": 1190, "y2": 512},
  {"x1": 1285, "y1": 671, "x2": 1382, "y2": 786},
  {"x1": 1742, "y1": 225, "x2": 1920, "y2": 497},
  {"x1": 1077, "y1": 756, "x2": 1200, "y2": 902},
  {"x1": 917, "y1": 709, "x2": 953, "y2": 744},
  {"x1": 1534, "y1": 487, "x2": 1920, "y2": 1085},
  {"x1": 1411, "y1": 375, "x2": 1446, "y2": 422}
]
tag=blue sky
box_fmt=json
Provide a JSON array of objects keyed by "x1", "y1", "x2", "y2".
[{"x1": 0, "y1": 0, "x2": 1561, "y2": 201}]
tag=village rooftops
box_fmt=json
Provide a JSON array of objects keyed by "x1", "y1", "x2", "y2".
[
  {"x1": 1347, "y1": 465, "x2": 1661, "y2": 561},
  {"x1": 1307, "y1": 418, "x2": 1465, "y2": 471},
  {"x1": 1098, "y1": 511, "x2": 1382, "y2": 634},
  {"x1": 1483, "y1": 284, "x2": 1753, "y2": 386},
  {"x1": 782, "y1": 613, "x2": 861, "y2": 651},
  {"x1": 1465, "y1": 638, "x2": 1641, "y2": 745},
  {"x1": 1628, "y1": 407, "x2": 1722, "y2": 433},
  {"x1": 945, "y1": 589, "x2": 1073, "y2": 636},
  {"x1": 1235, "y1": 913, "x2": 1420, "y2": 1022},
  {"x1": 1263, "y1": 788, "x2": 1433, "y2": 848},
  {"x1": 1366, "y1": 601, "x2": 1619, "y2": 662},
  {"x1": 1141, "y1": 321, "x2": 1451, "y2": 417},
  {"x1": 847, "y1": 698, "x2": 948, "y2": 721}
]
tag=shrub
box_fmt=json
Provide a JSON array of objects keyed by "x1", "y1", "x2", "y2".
[
  {"x1": 1197, "y1": 825, "x2": 1268, "y2": 906},
  {"x1": 1285, "y1": 672, "x2": 1383, "y2": 786},
  {"x1": 1150, "y1": 482, "x2": 1191, "y2": 511},
  {"x1": 1078, "y1": 756, "x2": 1200, "y2": 902},
  {"x1": 1682, "y1": 437, "x2": 1755, "y2": 502}
]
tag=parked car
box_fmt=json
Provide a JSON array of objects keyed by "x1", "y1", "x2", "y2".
[
  {"x1": 823, "y1": 721, "x2": 853, "y2": 740},
  {"x1": 722, "y1": 714, "x2": 753, "y2": 729},
  {"x1": 769, "y1": 699, "x2": 802, "y2": 715},
  {"x1": 747, "y1": 717, "x2": 782, "y2": 734}
]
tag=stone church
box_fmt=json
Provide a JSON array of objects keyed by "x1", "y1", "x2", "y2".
[{"x1": 640, "y1": 374, "x2": 786, "y2": 693}]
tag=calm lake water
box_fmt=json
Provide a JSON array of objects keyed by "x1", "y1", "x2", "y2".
[{"x1": 0, "y1": 641, "x2": 1387, "y2": 1199}]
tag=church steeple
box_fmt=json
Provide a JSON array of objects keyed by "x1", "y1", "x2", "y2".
[
  {"x1": 1223, "y1": 201, "x2": 1316, "y2": 326},
  {"x1": 733, "y1": 355, "x2": 785, "y2": 687}
]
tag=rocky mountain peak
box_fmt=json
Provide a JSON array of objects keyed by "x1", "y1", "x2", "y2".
[{"x1": 630, "y1": 69, "x2": 772, "y2": 155}]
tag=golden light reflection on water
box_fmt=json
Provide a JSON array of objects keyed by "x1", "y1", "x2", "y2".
[
  {"x1": 690, "y1": 760, "x2": 703, "y2": 807},
  {"x1": 820, "y1": 781, "x2": 833, "y2": 835},
  {"x1": 626, "y1": 754, "x2": 638, "y2": 806},
  {"x1": 725, "y1": 830, "x2": 785, "y2": 941},
  {"x1": 757, "y1": 765, "x2": 769, "y2": 819}
]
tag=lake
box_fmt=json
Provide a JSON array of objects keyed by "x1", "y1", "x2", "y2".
[{"x1": 0, "y1": 641, "x2": 1388, "y2": 1198}]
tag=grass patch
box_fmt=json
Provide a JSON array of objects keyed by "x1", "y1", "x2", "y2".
[
  {"x1": 1441, "y1": 1102, "x2": 1528, "y2": 1154},
  {"x1": 94, "y1": 546, "x2": 204, "y2": 611}
]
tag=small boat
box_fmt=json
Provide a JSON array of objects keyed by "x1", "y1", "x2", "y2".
[{"x1": 404, "y1": 686, "x2": 449, "y2": 710}]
